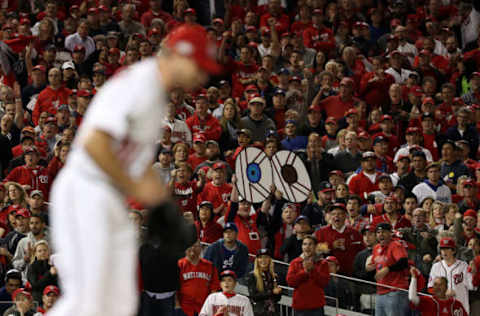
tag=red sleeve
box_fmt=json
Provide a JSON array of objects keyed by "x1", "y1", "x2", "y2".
[
  {"x1": 205, "y1": 117, "x2": 222, "y2": 141},
  {"x1": 185, "y1": 117, "x2": 194, "y2": 133},
  {"x1": 259, "y1": 14, "x2": 269, "y2": 29},
  {"x1": 209, "y1": 265, "x2": 221, "y2": 292},
  {"x1": 313, "y1": 29, "x2": 335, "y2": 53},
  {"x1": 454, "y1": 300, "x2": 469, "y2": 316},
  {"x1": 32, "y1": 96, "x2": 43, "y2": 126},
  {"x1": 312, "y1": 260, "x2": 330, "y2": 288},
  {"x1": 348, "y1": 177, "x2": 360, "y2": 196},
  {"x1": 302, "y1": 28, "x2": 314, "y2": 49},
  {"x1": 391, "y1": 241, "x2": 408, "y2": 261},
  {"x1": 4, "y1": 167, "x2": 20, "y2": 183},
  {"x1": 286, "y1": 259, "x2": 309, "y2": 288},
  {"x1": 359, "y1": 72, "x2": 373, "y2": 95},
  {"x1": 472, "y1": 256, "x2": 480, "y2": 287},
  {"x1": 140, "y1": 12, "x2": 149, "y2": 27}
]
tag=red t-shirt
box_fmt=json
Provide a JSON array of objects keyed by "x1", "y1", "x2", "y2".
[
  {"x1": 412, "y1": 295, "x2": 467, "y2": 316},
  {"x1": 174, "y1": 181, "x2": 200, "y2": 215},
  {"x1": 177, "y1": 257, "x2": 220, "y2": 316},
  {"x1": 371, "y1": 240, "x2": 409, "y2": 294}
]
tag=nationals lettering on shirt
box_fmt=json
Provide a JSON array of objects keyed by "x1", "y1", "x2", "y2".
[
  {"x1": 182, "y1": 271, "x2": 212, "y2": 281},
  {"x1": 212, "y1": 305, "x2": 245, "y2": 316}
]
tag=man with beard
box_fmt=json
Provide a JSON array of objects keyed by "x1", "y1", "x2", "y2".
[{"x1": 12, "y1": 214, "x2": 48, "y2": 277}]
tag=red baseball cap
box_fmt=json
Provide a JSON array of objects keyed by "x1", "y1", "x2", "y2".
[
  {"x1": 313, "y1": 8, "x2": 323, "y2": 15},
  {"x1": 220, "y1": 270, "x2": 237, "y2": 279},
  {"x1": 45, "y1": 117, "x2": 57, "y2": 125},
  {"x1": 325, "y1": 117, "x2": 337, "y2": 124},
  {"x1": 32, "y1": 65, "x2": 46, "y2": 72},
  {"x1": 409, "y1": 86, "x2": 423, "y2": 96},
  {"x1": 325, "y1": 256, "x2": 339, "y2": 265},
  {"x1": 165, "y1": 24, "x2": 222, "y2": 74},
  {"x1": 464, "y1": 209, "x2": 477, "y2": 219},
  {"x1": 43, "y1": 285, "x2": 60, "y2": 296},
  {"x1": 439, "y1": 237, "x2": 456, "y2": 249},
  {"x1": 464, "y1": 179, "x2": 476, "y2": 187},
  {"x1": 246, "y1": 26, "x2": 257, "y2": 33},
  {"x1": 422, "y1": 97, "x2": 435, "y2": 105},
  {"x1": 15, "y1": 208, "x2": 31, "y2": 218},
  {"x1": 12, "y1": 288, "x2": 32, "y2": 301},
  {"x1": 184, "y1": 8, "x2": 196, "y2": 15},
  {"x1": 329, "y1": 170, "x2": 344, "y2": 178},
  {"x1": 212, "y1": 18, "x2": 224, "y2": 25},
  {"x1": 358, "y1": 131, "x2": 370, "y2": 139},
  {"x1": 98, "y1": 5, "x2": 109, "y2": 12},
  {"x1": 406, "y1": 127, "x2": 420, "y2": 134},
  {"x1": 308, "y1": 104, "x2": 321, "y2": 112},
  {"x1": 345, "y1": 108, "x2": 358, "y2": 117},
  {"x1": 245, "y1": 84, "x2": 258, "y2": 92},
  {"x1": 212, "y1": 162, "x2": 226, "y2": 170},
  {"x1": 472, "y1": 72, "x2": 480, "y2": 78},
  {"x1": 88, "y1": 7, "x2": 98, "y2": 14},
  {"x1": 380, "y1": 114, "x2": 393, "y2": 122},
  {"x1": 193, "y1": 133, "x2": 206, "y2": 143}
]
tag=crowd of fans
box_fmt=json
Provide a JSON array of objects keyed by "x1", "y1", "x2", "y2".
[{"x1": 0, "y1": 0, "x2": 479, "y2": 315}]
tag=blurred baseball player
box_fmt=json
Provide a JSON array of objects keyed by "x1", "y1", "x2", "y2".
[{"x1": 48, "y1": 24, "x2": 221, "y2": 316}]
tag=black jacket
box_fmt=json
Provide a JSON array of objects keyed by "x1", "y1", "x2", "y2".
[{"x1": 246, "y1": 271, "x2": 281, "y2": 316}]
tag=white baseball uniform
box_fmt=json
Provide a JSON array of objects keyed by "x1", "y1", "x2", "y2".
[
  {"x1": 199, "y1": 292, "x2": 254, "y2": 316},
  {"x1": 428, "y1": 259, "x2": 475, "y2": 314},
  {"x1": 48, "y1": 58, "x2": 165, "y2": 316}
]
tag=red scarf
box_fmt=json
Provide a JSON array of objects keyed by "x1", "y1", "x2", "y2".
[{"x1": 223, "y1": 292, "x2": 236, "y2": 299}]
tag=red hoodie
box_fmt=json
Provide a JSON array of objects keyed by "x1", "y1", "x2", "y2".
[
  {"x1": 186, "y1": 113, "x2": 222, "y2": 141},
  {"x1": 4, "y1": 165, "x2": 50, "y2": 200},
  {"x1": 287, "y1": 256, "x2": 330, "y2": 310},
  {"x1": 32, "y1": 86, "x2": 71, "y2": 125}
]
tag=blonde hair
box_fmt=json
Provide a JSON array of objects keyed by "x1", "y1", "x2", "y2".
[
  {"x1": 429, "y1": 201, "x2": 445, "y2": 227},
  {"x1": 253, "y1": 255, "x2": 275, "y2": 293},
  {"x1": 31, "y1": 240, "x2": 49, "y2": 264}
]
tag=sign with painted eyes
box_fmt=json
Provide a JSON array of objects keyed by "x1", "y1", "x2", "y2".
[
  {"x1": 235, "y1": 147, "x2": 272, "y2": 203},
  {"x1": 271, "y1": 150, "x2": 311, "y2": 203},
  {"x1": 235, "y1": 148, "x2": 311, "y2": 203}
]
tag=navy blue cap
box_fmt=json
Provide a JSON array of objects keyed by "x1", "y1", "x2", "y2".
[
  {"x1": 294, "y1": 215, "x2": 310, "y2": 225},
  {"x1": 224, "y1": 222, "x2": 238, "y2": 232},
  {"x1": 266, "y1": 129, "x2": 278, "y2": 138},
  {"x1": 274, "y1": 88, "x2": 286, "y2": 95},
  {"x1": 256, "y1": 248, "x2": 272, "y2": 256},
  {"x1": 278, "y1": 68, "x2": 290, "y2": 75},
  {"x1": 373, "y1": 136, "x2": 387, "y2": 145},
  {"x1": 199, "y1": 201, "x2": 213, "y2": 209}
]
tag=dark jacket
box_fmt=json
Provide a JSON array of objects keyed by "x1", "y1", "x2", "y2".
[
  {"x1": 445, "y1": 125, "x2": 479, "y2": 159},
  {"x1": 26, "y1": 259, "x2": 57, "y2": 303},
  {"x1": 246, "y1": 271, "x2": 281, "y2": 316},
  {"x1": 203, "y1": 239, "x2": 249, "y2": 278}
]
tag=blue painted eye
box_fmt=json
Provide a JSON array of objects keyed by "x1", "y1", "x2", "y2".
[{"x1": 246, "y1": 163, "x2": 261, "y2": 183}]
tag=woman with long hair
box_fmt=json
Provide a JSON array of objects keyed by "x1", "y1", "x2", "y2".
[
  {"x1": 27, "y1": 240, "x2": 58, "y2": 303},
  {"x1": 247, "y1": 249, "x2": 282, "y2": 316},
  {"x1": 219, "y1": 100, "x2": 241, "y2": 153}
]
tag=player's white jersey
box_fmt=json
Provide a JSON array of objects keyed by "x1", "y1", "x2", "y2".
[
  {"x1": 428, "y1": 259, "x2": 474, "y2": 314},
  {"x1": 199, "y1": 292, "x2": 254, "y2": 316},
  {"x1": 67, "y1": 58, "x2": 166, "y2": 181}
]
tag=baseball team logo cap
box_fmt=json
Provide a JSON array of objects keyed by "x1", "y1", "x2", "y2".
[
  {"x1": 439, "y1": 237, "x2": 456, "y2": 249},
  {"x1": 220, "y1": 270, "x2": 237, "y2": 280},
  {"x1": 165, "y1": 24, "x2": 222, "y2": 74}
]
